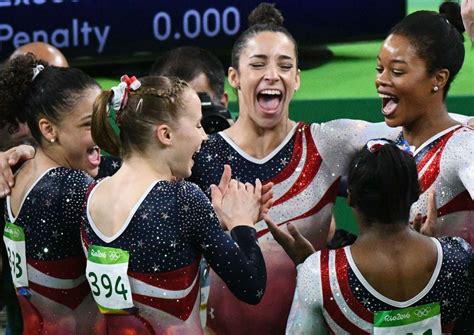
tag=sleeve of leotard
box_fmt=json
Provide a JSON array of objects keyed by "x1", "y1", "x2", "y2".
[
  {"x1": 285, "y1": 252, "x2": 328, "y2": 335},
  {"x1": 311, "y1": 119, "x2": 401, "y2": 176},
  {"x1": 442, "y1": 130, "x2": 474, "y2": 199},
  {"x1": 181, "y1": 181, "x2": 266, "y2": 305}
]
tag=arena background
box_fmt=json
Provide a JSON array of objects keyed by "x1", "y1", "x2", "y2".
[{"x1": 96, "y1": 0, "x2": 474, "y2": 235}]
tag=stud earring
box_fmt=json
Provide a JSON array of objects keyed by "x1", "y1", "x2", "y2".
[
  {"x1": 433, "y1": 86, "x2": 439, "y2": 92},
  {"x1": 50, "y1": 138, "x2": 55, "y2": 143}
]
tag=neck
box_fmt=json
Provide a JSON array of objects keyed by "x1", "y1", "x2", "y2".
[
  {"x1": 35, "y1": 146, "x2": 68, "y2": 170},
  {"x1": 119, "y1": 151, "x2": 172, "y2": 183},
  {"x1": 225, "y1": 115, "x2": 296, "y2": 159},
  {"x1": 402, "y1": 103, "x2": 458, "y2": 149}
]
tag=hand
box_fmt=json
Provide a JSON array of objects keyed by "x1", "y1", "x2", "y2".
[
  {"x1": 211, "y1": 178, "x2": 261, "y2": 230},
  {"x1": 0, "y1": 144, "x2": 35, "y2": 197},
  {"x1": 462, "y1": 0, "x2": 474, "y2": 42},
  {"x1": 259, "y1": 181, "x2": 274, "y2": 220},
  {"x1": 412, "y1": 190, "x2": 438, "y2": 237},
  {"x1": 263, "y1": 215, "x2": 315, "y2": 265}
]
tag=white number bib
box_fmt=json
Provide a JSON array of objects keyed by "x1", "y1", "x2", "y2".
[
  {"x1": 373, "y1": 302, "x2": 442, "y2": 335},
  {"x1": 86, "y1": 245, "x2": 134, "y2": 313},
  {"x1": 3, "y1": 221, "x2": 28, "y2": 288}
]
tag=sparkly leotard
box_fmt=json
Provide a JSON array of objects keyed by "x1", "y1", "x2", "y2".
[
  {"x1": 3, "y1": 167, "x2": 103, "y2": 335},
  {"x1": 189, "y1": 120, "x2": 399, "y2": 335},
  {"x1": 286, "y1": 237, "x2": 473, "y2": 334},
  {"x1": 81, "y1": 179, "x2": 266, "y2": 335}
]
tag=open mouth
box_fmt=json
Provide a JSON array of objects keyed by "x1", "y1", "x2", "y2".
[
  {"x1": 87, "y1": 146, "x2": 101, "y2": 167},
  {"x1": 379, "y1": 92, "x2": 399, "y2": 116},
  {"x1": 257, "y1": 89, "x2": 283, "y2": 115}
]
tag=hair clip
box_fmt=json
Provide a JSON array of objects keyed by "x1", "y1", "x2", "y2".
[
  {"x1": 108, "y1": 75, "x2": 141, "y2": 129},
  {"x1": 366, "y1": 138, "x2": 413, "y2": 156},
  {"x1": 32, "y1": 64, "x2": 45, "y2": 81}
]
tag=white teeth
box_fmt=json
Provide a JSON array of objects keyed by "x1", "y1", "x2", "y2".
[
  {"x1": 378, "y1": 93, "x2": 394, "y2": 99},
  {"x1": 260, "y1": 89, "x2": 282, "y2": 95}
]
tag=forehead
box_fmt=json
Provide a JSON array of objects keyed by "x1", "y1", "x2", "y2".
[
  {"x1": 242, "y1": 31, "x2": 296, "y2": 60},
  {"x1": 64, "y1": 87, "x2": 100, "y2": 121},
  {"x1": 379, "y1": 34, "x2": 422, "y2": 63},
  {"x1": 180, "y1": 88, "x2": 202, "y2": 119}
]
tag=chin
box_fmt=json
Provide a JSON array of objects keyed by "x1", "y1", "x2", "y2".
[{"x1": 85, "y1": 166, "x2": 99, "y2": 178}]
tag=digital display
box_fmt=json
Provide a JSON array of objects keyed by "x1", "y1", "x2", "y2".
[{"x1": 0, "y1": 0, "x2": 406, "y2": 65}]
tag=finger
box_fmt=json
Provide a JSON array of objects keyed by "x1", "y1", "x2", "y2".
[
  {"x1": 245, "y1": 182, "x2": 254, "y2": 194},
  {"x1": 421, "y1": 190, "x2": 438, "y2": 236},
  {"x1": 0, "y1": 152, "x2": 15, "y2": 189},
  {"x1": 287, "y1": 223, "x2": 305, "y2": 243},
  {"x1": 263, "y1": 215, "x2": 293, "y2": 245},
  {"x1": 217, "y1": 164, "x2": 232, "y2": 193},
  {"x1": 254, "y1": 178, "x2": 262, "y2": 196},
  {"x1": 261, "y1": 189, "x2": 273, "y2": 206},
  {"x1": 412, "y1": 213, "x2": 423, "y2": 232},
  {"x1": 210, "y1": 184, "x2": 222, "y2": 210},
  {"x1": 261, "y1": 182, "x2": 273, "y2": 195}
]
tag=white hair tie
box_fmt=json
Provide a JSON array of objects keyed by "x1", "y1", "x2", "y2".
[{"x1": 32, "y1": 64, "x2": 45, "y2": 81}]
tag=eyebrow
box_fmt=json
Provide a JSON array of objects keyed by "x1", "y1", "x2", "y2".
[
  {"x1": 249, "y1": 54, "x2": 294, "y2": 61},
  {"x1": 376, "y1": 56, "x2": 407, "y2": 65}
]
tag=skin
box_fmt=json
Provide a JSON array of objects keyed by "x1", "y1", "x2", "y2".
[
  {"x1": 462, "y1": 0, "x2": 474, "y2": 41},
  {"x1": 10, "y1": 42, "x2": 69, "y2": 67},
  {"x1": 226, "y1": 31, "x2": 300, "y2": 159},
  {"x1": 375, "y1": 34, "x2": 457, "y2": 149},
  {"x1": 40, "y1": 87, "x2": 102, "y2": 178},
  {"x1": 10, "y1": 87, "x2": 101, "y2": 215}
]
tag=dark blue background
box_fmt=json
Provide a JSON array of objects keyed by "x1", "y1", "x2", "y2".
[{"x1": 0, "y1": 0, "x2": 406, "y2": 65}]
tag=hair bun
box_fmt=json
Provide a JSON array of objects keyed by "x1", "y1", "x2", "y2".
[
  {"x1": 439, "y1": 1, "x2": 465, "y2": 35},
  {"x1": 248, "y1": 3, "x2": 284, "y2": 27}
]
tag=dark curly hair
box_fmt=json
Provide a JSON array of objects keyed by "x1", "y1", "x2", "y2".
[{"x1": 0, "y1": 53, "x2": 99, "y2": 144}]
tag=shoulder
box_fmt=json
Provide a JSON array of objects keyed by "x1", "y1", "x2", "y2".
[
  {"x1": 438, "y1": 236, "x2": 473, "y2": 267},
  {"x1": 48, "y1": 167, "x2": 93, "y2": 188}
]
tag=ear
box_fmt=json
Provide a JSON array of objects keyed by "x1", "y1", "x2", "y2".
[
  {"x1": 155, "y1": 124, "x2": 173, "y2": 146},
  {"x1": 434, "y1": 69, "x2": 449, "y2": 90},
  {"x1": 220, "y1": 91, "x2": 229, "y2": 108},
  {"x1": 38, "y1": 117, "x2": 57, "y2": 143},
  {"x1": 294, "y1": 68, "x2": 301, "y2": 92},
  {"x1": 228, "y1": 67, "x2": 240, "y2": 90}
]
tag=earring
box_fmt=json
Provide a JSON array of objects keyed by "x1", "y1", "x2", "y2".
[
  {"x1": 433, "y1": 86, "x2": 439, "y2": 92},
  {"x1": 50, "y1": 138, "x2": 55, "y2": 143}
]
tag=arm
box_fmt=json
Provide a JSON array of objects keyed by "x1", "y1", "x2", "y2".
[
  {"x1": 286, "y1": 253, "x2": 328, "y2": 335},
  {"x1": 462, "y1": 0, "x2": 474, "y2": 41},
  {"x1": 0, "y1": 145, "x2": 35, "y2": 197},
  {"x1": 312, "y1": 120, "x2": 401, "y2": 175},
  {"x1": 184, "y1": 182, "x2": 266, "y2": 305}
]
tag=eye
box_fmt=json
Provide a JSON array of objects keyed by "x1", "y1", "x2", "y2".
[
  {"x1": 391, "y1": 69, "x2": 404, "y2": 76},
  {"x1": 280, "y1": 63, "x2": 294, "y2": 70},
  {"x1": 250, "y1": 63, "x2": 265, "y2": 68},
  {"x1": 375, "y1": 66, "x2": 383, "y2": 73}
]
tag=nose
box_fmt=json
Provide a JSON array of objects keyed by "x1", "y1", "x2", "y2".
[
  {"x1": 375, "y1": 70, "x2": 390, "y2": 88},
  {"x1": 264, "y1": 64, "x2": 279, "y2": 83}
]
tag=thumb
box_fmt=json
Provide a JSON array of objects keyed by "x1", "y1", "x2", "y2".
[{"x1": 210, "y1": 184, "x2": 222, "y2": 208}]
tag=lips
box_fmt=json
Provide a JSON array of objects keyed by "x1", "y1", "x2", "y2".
[
  {"x1": 379, "y1": 92, "x2": 399, "y2": 116},
  {"x1": 257, "y1": 89, "x2": 283, "y2": 115},
  {"x1": 87, "y1": 146, "x2": 101, "y2": 167}
]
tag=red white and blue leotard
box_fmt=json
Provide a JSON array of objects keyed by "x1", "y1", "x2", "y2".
[
  {"x1": 81, "y1": 179, "x2": 266, "y2": 335},
  {"x1": 189, "y1": 120, "x2": 399, "y2": 335},
  {"x1": 4, "y1": 167, "x2": 103, "y2": 335},
  {"x1": 404, "y1": 125, "x2": 474, "y2": 245},
  {"x1": 286, "y1": 237, "x2": 473, "y2": 334}
]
